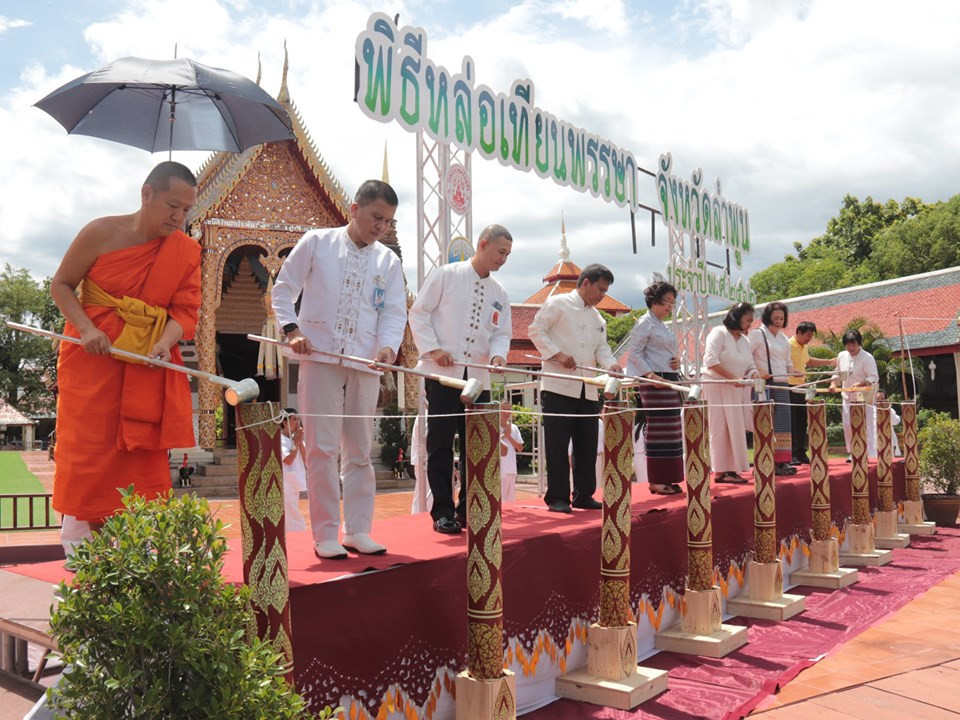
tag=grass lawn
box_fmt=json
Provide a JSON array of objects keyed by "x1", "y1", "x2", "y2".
[{"x1": 0, "y1": 452, "x2": 57, "y2": 528}]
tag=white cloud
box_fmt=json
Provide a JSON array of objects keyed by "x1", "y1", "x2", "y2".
[
  {"x1": 0, "y1": 16, "x2": 30, "y2": 33},
  {"x1": 2, "y1": 0, "x2": 960, "y2": 312}
]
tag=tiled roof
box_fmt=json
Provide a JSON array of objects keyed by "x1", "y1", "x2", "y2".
[
  {"x1": 511, "y1": 304, "x2": 541, "y2": 342},
  {"x1": 740, "y1": 266, "x2": 960, "y2": 353},
  {"x1": 0, "y1": 401, "x2": 35, "y2": 426},
  {"x1": 522, "y1": 282, "x2": 631, "y2": 314},
  {"x1": 543, "y1": 260, "x2": 581, "y2": 282}
]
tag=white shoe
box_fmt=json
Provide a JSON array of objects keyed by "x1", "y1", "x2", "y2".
[
  {"x1": 342, "y1": 533, "x2": 387, "y2": 555},
  {"x1": 314, "y1": 540, "x2": 348, "y2": 559}
]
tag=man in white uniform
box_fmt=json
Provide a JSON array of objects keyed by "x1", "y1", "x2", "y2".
[
  {"x1": 529, "y1": 264, "x2": 621, "y2": 513},
  {"x1": 409, "y1": 225, "x2": 513, "y2": 534},
  {"x1": 273, "y1": 180, "x2": 407, "y2": 559},
  {"x1": 829, "y1": 328, "x2": 881, "y2": 460},
  {"x1": 280, "y1": 410, "x2": 307, "y2": 533}
]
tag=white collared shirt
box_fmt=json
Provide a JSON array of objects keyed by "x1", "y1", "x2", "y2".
[
  {"x1": 272, "y1": 226, "x2": 407, "y2": 372},
  {"x1": 835, "y1": 349, "x2": 879, "y2": 402},
  {"x1": 409, "y1": 260, "x2": 511, "y2": 389},
  {"x1": 528, "y1": 290, "x2": 617, "y2": 401},
  {"x1": 750, "y1": 326, "x2": 794, "y2": 378},
  {"x1": 624, "y1": 311, "x2": 677, "y2": 377}
]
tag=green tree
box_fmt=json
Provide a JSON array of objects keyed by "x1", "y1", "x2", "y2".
[
  {"x1": 863, "y1": 195, "x2": 960, "y2": 280},
  {"x1": 750, "y1": 194, "x2": 934, "y2": 302},
  {"x1": 601, "y1": 308, "x2": 645, "y2": 351},
  {"x1": 49, "y1": 489, "x2": 331, "y2": 719},
  {"x1": 0, "y1": 265, "x2": 63, "y2": 413}
]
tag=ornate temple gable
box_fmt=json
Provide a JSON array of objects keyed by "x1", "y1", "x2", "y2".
[{"x1": 213, "y1": 142, "x2": 345, "y2": 227}]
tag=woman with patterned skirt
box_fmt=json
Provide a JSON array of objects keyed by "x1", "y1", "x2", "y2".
[
  {"x1": 750, "y1": 302, "x2": 803, "y2": 475},
  {"x1": 624, "y1": 281, "x2": 684, "y2": 495}
]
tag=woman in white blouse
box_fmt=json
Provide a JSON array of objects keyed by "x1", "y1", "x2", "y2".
[
  {"x1": 703, "y1": 303, "x2": 760, "y2": 483},
  {"x1": 750, "y1": 302, "x2": 803, "y2": 476},
  {"x1": 830, "y1": 329, "x2": 882, "y2": 460}
]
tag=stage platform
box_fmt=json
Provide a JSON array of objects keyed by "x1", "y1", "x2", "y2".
[{"x1": 5, "y1": 459, "x2": 925, "y2": 719}]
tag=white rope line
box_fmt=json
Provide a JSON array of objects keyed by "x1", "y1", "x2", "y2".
[{"x1": 233, "y1": 397, "x2": 912, "y2": 432}]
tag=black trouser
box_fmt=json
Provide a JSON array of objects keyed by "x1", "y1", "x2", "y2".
[
  {"x1": 425, "y1": 377, "x2": 490, "y2": 521},
  {"x1": 542, "y1": 389, "x2": 602, "y2": 506},
  {"x1": 791, "y1": 394, "x2": 808, "y2": 459}
]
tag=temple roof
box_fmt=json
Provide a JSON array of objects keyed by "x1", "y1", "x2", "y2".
[
  {"x1": 188, "y1": 46, "x2": 350, "y2": 227},
  {"x1": 521, "y1": 216, "x2": 631, "y2": 315},
  {"x1": 0, "y1": 400, "x2": 35, "y2": 426}
]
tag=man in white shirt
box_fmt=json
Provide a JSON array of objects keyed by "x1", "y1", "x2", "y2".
[
  {"x1": 829, "y1": 328, "x2": 882, "y2": 460},
  {"x1": 499, "y1": 399, "x2": 524, "y2": 503},
  {"x1": 280, "y1": 410, "x2": 307, "y2": 533},
  {"x1": 409, "y1": 225, "x2": 513, "y2": 534},
  {"x1": 528, "y1": 264, "x2": 622, "y2": 513},
  {"x1": 273, "y1": 180, "x2": 407, "y2": 559}
]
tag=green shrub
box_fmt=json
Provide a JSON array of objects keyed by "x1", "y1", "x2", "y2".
[
  {"x1": 49, "y1": 488, "x2": 332, "y2": 719},
  {"x1": 919, "y1": 415, "x2": 960, "y2": 495},
  {"x1": 917, "y1": 407, "x2": 951, "y2": 433},
  {"x1": 826, "y1": 423, "x2": 846, "y2": 448}
]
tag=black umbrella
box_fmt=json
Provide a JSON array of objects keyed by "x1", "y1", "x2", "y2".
[{"x1": 35, "y1": 56, "x2": 294, "y2": 155}]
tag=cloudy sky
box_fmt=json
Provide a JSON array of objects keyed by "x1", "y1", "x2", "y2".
[{"x1": 2, "y1": 0, "x2": 959, "y2": 309}]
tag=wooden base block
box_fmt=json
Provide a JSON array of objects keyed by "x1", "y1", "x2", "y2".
[
  {"x1": 874, "y1": 533, "x2": 910, "y2": 549},
  {"x1": 790, "y1": 566, "x2": 859, "y2": 589},
  {"x1": 847, "y1": 523, "x2": 876, "y2": 554},
  {"x1": 455, "y1": 669, "x2": 516, "y2": 720},
  {"x1": 875, "y1": 510, "x2": 898, "y2": 539},
  {"x1": 555, "y1": 665, "x2": 669, "y2": 711},
  {"x1": 838, "y1": 548, "x2": 893, "y2": 566},
  {"x1": 587, "y1": 623, "x2": 637, "y2": 681},
  {"x1": 808, "y1": 539, "x2": 840, "y2": 574},
  {"x1": 902, "y1": 499, "x2": 925, "y2": 526},
  {"x1": 726, "y1": 592, "x2": 805, "y2": 621},
  {"x1": 746, "y1": 560, "x2": 783, "y2": 602},
  {"x1": 680, "y1": 586, "x2": 722, "y2": 635},
  {"x1": 654, "y1": 622, "x2": 748, "y2": 658},
  {"x1": 899, "y1": 521, "x2": 937, "y2": 536}
]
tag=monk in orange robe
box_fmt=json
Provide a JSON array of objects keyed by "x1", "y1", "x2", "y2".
[{"x1": 50, "y1": 161, "x2": 201, "y2": 549}]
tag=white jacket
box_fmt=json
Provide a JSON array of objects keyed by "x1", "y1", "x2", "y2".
[
  {"x1": 272, "y1": 226, "x2": 407, "y2": 372},
  {"x1": 409, "y1": 260, "x2": 511, "y2": 390},
  {"x1": 528, "y1": 290, "x2": 617, "y2": 401}
]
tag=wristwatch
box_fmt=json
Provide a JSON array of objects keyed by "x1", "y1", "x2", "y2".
[{"x1": 282, "y1": 323, "x2": 299, "y2": 335}]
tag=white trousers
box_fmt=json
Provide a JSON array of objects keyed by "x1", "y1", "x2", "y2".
[
  {"x1": 299, "y1": 361, "x2": 381, "y2": 544},
  {"x1": 842, "y1": 400, "x2": 878, "y2": 459},
  {"x1": 60, "y1": 514, "x2": 94, "y2": 557},
  {"x1": 282, "y1": 476, "x2": 307, "y2": 532},
  {"x1": 501, "y1": 472, "x2": 517, "y2": 503}
]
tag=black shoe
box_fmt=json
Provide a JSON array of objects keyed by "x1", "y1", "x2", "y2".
[
  {"x1": 455, "y1": 508, "x2": 467, "y2": 527},
  {"x1": 775, "y1": 463, "x2": 797, "y2": 476},
  {"x1": 572, "y1": 497, "x2": 603, "y2": 510},
  {"x1": 789, "y1": 458, "x2": 802, "y2": 466},
  {"x1": 845, "y1": 456, "x2": 852, "y2": 464},
  {"x1": 547, "y1": 501, "x2": 572, "y2": 514},
  {"x1": 433, "y1": 516, "x2": 462, "y2": 534},
  {"x1": 793, "y1": 453, "x2": 810, "y2": 465}
]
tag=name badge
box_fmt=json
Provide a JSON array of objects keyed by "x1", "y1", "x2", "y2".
[{"x1": 372, "y1": 275, "x2": 386, "y2": 310}]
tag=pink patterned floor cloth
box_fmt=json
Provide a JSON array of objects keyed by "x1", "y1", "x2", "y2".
[{"x1": 527, "y1": 528, "x2": 960, "y2": 720}]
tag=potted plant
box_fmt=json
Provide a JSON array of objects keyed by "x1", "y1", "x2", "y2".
[{"x1": 918, "y1": 414, "x2": 960, "y2": 526}]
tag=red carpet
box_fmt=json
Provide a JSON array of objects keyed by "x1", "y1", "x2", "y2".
[{"x1": 526, "y1": 528, "x2": 960, "y2": 720}]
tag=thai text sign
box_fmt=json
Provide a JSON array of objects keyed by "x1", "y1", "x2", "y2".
[
  {"x1": 355, "y1": 12, "x2": 640, "y2": 211},
  {"x1": 656, "y1": 152, "x2": 756, "y2": 303}
]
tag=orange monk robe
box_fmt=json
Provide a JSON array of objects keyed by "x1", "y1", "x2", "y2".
[{"x1": 53, "y1": 231, "x2": 201, "y2": 522}]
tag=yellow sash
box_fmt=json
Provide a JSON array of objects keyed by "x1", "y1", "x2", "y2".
[{"x1": 79, "y1": 278, "x2": 168, "y2": 363}]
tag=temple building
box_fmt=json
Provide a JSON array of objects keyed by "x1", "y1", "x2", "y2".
[{"x1": 509, "y1": 218, "x2": 631, "y2": 367}]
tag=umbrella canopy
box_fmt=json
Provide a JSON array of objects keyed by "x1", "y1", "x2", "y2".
[{"x1": 35, "y1": 56, "x2": 295, "y2": 154}]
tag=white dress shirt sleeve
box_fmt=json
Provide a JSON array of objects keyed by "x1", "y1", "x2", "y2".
[
  {"x1": 489, "y1": 299, "x2": 512, "y2": 361},
  {"x1": 408, "y1": 268, "x2": 445, "y2": 355},
  {"x1": 377, "y1": 257, "x2": 408, "y2": 352},
  {"x1": 528, "y1": 299, "x2": 563, "y2": 359},
  {"x1": 272, "y1": 232, "x2": 315, "y2": 328}
]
